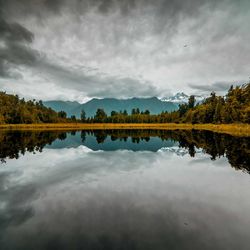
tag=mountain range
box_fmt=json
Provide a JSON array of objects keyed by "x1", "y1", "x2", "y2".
[
  {"x1": 44, "y1": 97, "x2": 178, "y2": 118},
  {"x1": 44, "y1": 93, "x2": 205, "y2": 118}
]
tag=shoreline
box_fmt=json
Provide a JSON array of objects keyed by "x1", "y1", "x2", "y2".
[{"x1": 0, "y1": 123, "x2": 249, "y2": 136}]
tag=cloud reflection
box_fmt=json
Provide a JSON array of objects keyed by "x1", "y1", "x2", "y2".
[{"x1": 1, "y1": 145, "x2": 250, "y2": 249}]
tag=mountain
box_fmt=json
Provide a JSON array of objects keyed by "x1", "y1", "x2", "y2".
[
  {"x1": 161, "y1": 92, "x2": 205, "y2": 104},
  {"x1": 44, "y1": 97, "x2": 178, "y2": 118},
  {"x1": 43, "y1": 101, "x2": 80, "y2": 115},
  {"x1": 161, "y1": 92, "x2": 189, "y2": 103}
]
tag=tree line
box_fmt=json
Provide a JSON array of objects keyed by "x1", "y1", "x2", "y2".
[
  {"x1": 81, "y1": 83, "x2": 250, "y2": 124},
  {"x1": 0, "y1": 83, "x2": 249, "y2": 124},
  {"x1": 0, "y1": 92, "x2": 77, "y2": 124}
]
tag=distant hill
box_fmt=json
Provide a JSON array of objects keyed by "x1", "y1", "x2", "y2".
[{"x1": 44, "y1": 97, "x2": 178, "y2": 118}]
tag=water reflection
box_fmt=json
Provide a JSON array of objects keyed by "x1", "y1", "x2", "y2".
[
  {"x1": 0, "y1": 130, "x2": 249, "y2": 172},
  {"x1": 0, "y1": 130, "x2": 250, "y2": 249},
  {"x1": 0, "y1": 131, "x2": 67, "y2": 163}
]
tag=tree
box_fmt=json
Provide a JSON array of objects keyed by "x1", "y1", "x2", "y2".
[
  {"x1": 94, "y1": 109, "x2": 107, "y2": 122},
  {"x1": 111, "y1": 111, "x2": 118, "y2": 116},
  {"x1": 178, "y1": 103, "x2": 188, "y2": 117},
  {"x1": 58, "y1": 111, "x2": 67, "y2": 119},
  {"x1": 213, "y1": 97, "x2": 224, "y2": 123},
  {"x1": 80, "y1": 109, "x2": 86, "y2": 122},
  {"x1": 71, "y1": 115, "x2": 77, "y2": 122},
  {"x1": 188, "y1": 95, "x2": 195, "y2": 109},
  {"x1": 131, "y1": 108, "x2": 136, "y2": 115},
  {"x1": 0, "y1": 113, "x2": 5, "y2": 124}
]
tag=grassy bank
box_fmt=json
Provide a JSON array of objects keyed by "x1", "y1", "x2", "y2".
[{"x1": 0, "y1": 123, "x2": 249, "y2": 136}]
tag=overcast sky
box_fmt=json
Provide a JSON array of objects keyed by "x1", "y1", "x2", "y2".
[{"x1": 0, "y1": 0, "x2": 249, "y2": 102}]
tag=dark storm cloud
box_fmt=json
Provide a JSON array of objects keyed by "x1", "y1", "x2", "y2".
[
  {"x1": 0, "y1": 17, "x2": 38, "y2": 77},
  {"x1": 0, "y1": 19, "x2": 33, "y2": 42}
]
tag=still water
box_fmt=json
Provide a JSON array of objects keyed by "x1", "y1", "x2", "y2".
[{"x1": 0, "y1": 130, "x2": 250, "y2": 250}]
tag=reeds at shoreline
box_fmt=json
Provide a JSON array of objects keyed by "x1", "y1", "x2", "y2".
[{"x1": 0, "y1": 123, "x2": 249, "y2": 136}]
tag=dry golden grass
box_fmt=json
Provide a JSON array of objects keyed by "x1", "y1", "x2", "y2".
[{"x1": 0, "y1": 123, "x2": 249, "y2": 136}]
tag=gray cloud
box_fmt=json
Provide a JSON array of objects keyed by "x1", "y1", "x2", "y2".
[
  {"x1": 0, "y1": 18, "x2": 38, "y2": 77},
  {"x1": 0, "y1": 0, "x2": 250, "y2": 100},
  {"x1": 0, "y1": 0, "x2": 232, "y2": 19},
  {"x1": 188, "y1": 81, "x2": 246, "y2": 94},
  {"x1": 35, "y1": 60, "x2": 161, "y2": 98},
  {"x1": 0, "y1": 19, "x2": 33, "y2": 43}
]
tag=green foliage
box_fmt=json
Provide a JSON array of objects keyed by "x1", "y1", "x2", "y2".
[
  {"x1": 188, "y1": 95, "x2": 195, "y2": 109},
  {"x1": 182, "y1": 84, "x2": 250, "y2": 124},
  {"x1": 71, "y1": 115, "x2": 77, "y2": 122},
  {"x1": 94, "y1": 109, "x2": 107, "y2": 122},
  {"x1": 80, "y1": 109, "x2": 86, "y2": 122},
  {"x1": 0, "y1": 92, "x2": 70, "y2": 124},
  {"x1": 58, "y1": 111, "x2": 67, "y2": 119}
]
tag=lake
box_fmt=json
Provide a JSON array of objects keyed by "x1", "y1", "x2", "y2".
[{"x1": 0, "y1": 130, "x2": 250, "y2": 250}]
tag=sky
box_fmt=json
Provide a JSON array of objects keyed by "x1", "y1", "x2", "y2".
[{"x1": 0, "y1": 0, "x2": 249, "y2": 102}]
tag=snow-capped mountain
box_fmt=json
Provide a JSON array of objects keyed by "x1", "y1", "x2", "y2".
[
  {"x1": 161, "y1": 92, "x2": 189, "y2": 103},
  {"x1": 161, "y1": 92, "x2": 206, "y2": 104}
]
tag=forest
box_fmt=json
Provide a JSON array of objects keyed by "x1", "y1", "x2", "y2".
[
  {"x1": 0, "y1": 92, "x2": 76, "y2": 124},
  {"x1": 0, "y1": 83, "x2": 249, "y2": 124}
]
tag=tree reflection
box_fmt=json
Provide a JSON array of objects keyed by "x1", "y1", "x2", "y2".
[
  {"x1": 0, "y1": 131, "x2": 67, "y2": 162},
  {"x1": 0, "y1": 129, "x2": 249, "y2": 173},
  {"x1": 168, "y1": 130, "x2": 250, "y2": 173},
  {"x1": 87, "y1": 130, "x2": 250, "y2": 173}
]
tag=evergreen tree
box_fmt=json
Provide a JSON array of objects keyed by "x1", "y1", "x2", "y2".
[
  {"x1": 80, "y1": 110, "x2": 86, "y2": 122},
  {"x1": 58, "y1": 111, "x2": 67, "y2": 119},
  {"x1": 94, "y1": 109, "x2": 107, "y2": 122},
  {"x1": 188, "y1": 95, "x2": 195, "y2": 109},
  {"x1": 71, "y1": 115, "x2": 77, "y2": 122}
]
